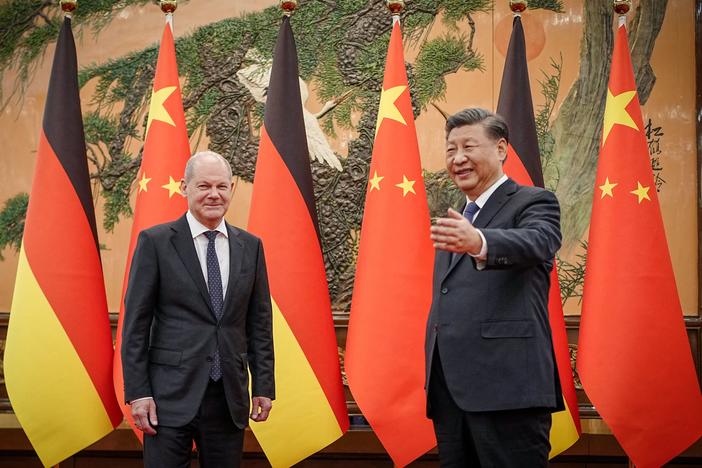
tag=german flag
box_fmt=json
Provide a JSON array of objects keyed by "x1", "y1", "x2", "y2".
[
  {"x1": 345, "y1": 18, "x2": 436, "y2": 467},
  {"x1": 247, "y1": 16, "x2": 348, "y2": 467},
  {"x1": 4, "y1": 17, "x2": 122, "y2": 466},
  {"x1": 496, "y1": 14, "x2": 581, "y2": 458},
  {"x1": 112, "y1": 17, "x2": 191, "y2": 438}
]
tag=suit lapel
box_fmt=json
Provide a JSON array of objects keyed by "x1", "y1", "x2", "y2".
[
  {"x1": 222, "y1": 223, "x2": 243, "y2": 313},
  {"x1": 471, "y1": 178, "x2": 517, "y2": 229},
  {"x1": 170, "y1": 215, "x2": 215, "y2": 315},
  {"x1": 441, "y1": 178, "x2": 518, "y2": 281}
]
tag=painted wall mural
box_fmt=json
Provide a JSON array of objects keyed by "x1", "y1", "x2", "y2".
[{"x1": 0, "y1": 0, "x2": 697, "y2": 317}]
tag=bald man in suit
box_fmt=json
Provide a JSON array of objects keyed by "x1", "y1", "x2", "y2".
[{"x1": 122, "y1": 151, "x2": 274, "y2": 467}]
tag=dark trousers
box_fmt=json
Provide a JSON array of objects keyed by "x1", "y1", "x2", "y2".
[
  {"x1": 428, "y1": 350, "x2": 552, "y2": 467},
  {"x1": 144, "y1": 380, "x2": 244, "y2": 468}
]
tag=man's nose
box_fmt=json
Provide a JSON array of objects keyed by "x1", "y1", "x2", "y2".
[{"x1": 453, "y1": 149, "x2": 468, "y2": 164}]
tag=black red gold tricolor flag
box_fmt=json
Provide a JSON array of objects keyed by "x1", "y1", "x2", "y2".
[
  {"x1": 4, "y1": 17, "x2": 122, "y2": 466},
  {"x1": 345, "y1": 18, "x2": 436, "y2": 467},
  {"x1": 578, "y1": 20, "x2": 702, "y2": 468},
  {"x1": 113, "y1": 17, "x2": 191, "y2": 438},
  {"x1": 247, "y1": 16, "x2": 348, "y2": 467},
  {"x1": 496, "y1": 14, "x2": 581, "y2": 458}
]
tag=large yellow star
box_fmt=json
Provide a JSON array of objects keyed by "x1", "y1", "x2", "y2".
[
  {"x1": 603, "y1": 89, "x2": 638, "y2": 144},
  {"x1": 146, "y1": 86, "x2": 177, "y2": 136},
  {"x1": 375, "y1": 85, "x2": 407, "y2": 135},
  {"x1": 395, "y1": 175, "x2": 416, "y2": 197},
  {"x1": 369, "y1": 171, "x2": 384, "y2": 191},
  {"x1": 599, "y1": 177, "x2": 617, "y2": 199},
  {"x1": 630, "y1": 181, "x2": 651, "y2": 203},
  {"x1": 161, "y1": 176, "x2": 182, "y2": 198},
  {"x1": 138, "y1": 172, "x2": 152, "y2": 193}
]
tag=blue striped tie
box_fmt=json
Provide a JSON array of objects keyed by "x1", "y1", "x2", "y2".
[{"x1": 205, "y1": 230, "x2": 224, "y2": 381}]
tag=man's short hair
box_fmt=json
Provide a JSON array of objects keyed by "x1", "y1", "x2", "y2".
[
  {"x1": 184, "y1": 151, "x2": 233, "y2": 182},
  {"x1": 445, "y1": 108, "x2": 509, "y2": 144}
]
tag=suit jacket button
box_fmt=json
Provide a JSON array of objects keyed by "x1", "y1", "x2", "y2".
[
  {"x1": 206, "y1": 356, "x2": 213, "y2": 362},
  {"x1": 441, "y1": 287, "x2": 448, "y2": 294}
]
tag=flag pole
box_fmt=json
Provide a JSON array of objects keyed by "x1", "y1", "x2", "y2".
[
  {"x1": 160, "y1": 0, "x2": 177, "y2": 28},
  {"x1": 611, "y1": 3, "x2": 634, "y2": 466},
  {"x1": 280, "y1": 0, "x2": 298, "y2": 16},
  {"x1": 59, "y1": 0, "x2": 76, "y2": 18},
  {"x1": 386, "y1": 0, "x2": 404, "y2": 21},
  {"x1": 509, "y1": 0, "x2": 527, "y2": 15}
]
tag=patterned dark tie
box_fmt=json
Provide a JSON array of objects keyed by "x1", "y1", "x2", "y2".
[
  {"x1": 463, "y1": 201, "x2": 480, "y2": 223},
  {"x1": 205, "y1": 230, "x2": 224, "y2": 381}
]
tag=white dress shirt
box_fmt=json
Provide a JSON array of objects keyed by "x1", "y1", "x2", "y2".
[{"x1": 186, "y1": 211, "x2": 230, "y2": 299}]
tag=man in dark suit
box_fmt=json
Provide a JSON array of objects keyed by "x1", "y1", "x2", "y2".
[
  {"x1": 427, "y1": 108, "x2": 562, "y2": 466},
  {"x1": 122, "y1": 151, "x2": 274, "y2": 467}
]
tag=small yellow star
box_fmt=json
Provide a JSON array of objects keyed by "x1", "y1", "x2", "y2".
[
  {"x1": 137, "y1": 172, "x2": 152, "y2": 193},
  {"x1": 369, "y1": 171, "x2": 384, "y2": 191},
  {"x1": 161, "y1": 176, "x2": 182, "y2": 198},
  {"x1": 395, "y1": 175, "x2": 416, "y2": 197},
  {"x1": 630, "y1": 181, "x2": 651, "y2": 203},
  {"x1": 599, "y1": 177, "x2": 617, "y2": 199},
  {"x1": 603, "y1": 89, "x2": 638, "y2": 144},
  {"x1": 375, "y1": 85, "x2": 407, "y2": 135},
  {"x1": 146, "y1": 86, "x2": 177, "y2": 136}
]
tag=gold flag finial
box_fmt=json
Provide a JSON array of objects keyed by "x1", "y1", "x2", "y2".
[
  {"x1": 386, "y1": 0, "x2": 405, "y2": 15},
  {"x1": 281, "y1": 0, "x2": 298, "y2": 16},
  {"x1": 160, "y1": 0, "x2": 177, "y2": 14},
  {"x1": 60, "y1": 0, "x2": 77, "y2": 14},
  {"x1": 509, "y1": 0, "x2": 528, "y2": 13},
  {"x1": 613, "y1": 0, "x2": 631, "y2": 15}
]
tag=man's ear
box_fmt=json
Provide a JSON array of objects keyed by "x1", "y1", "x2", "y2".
[
  {"x1": 180, "y1": 179, "x2": 187, "y2": 195},
  {"x1": 497, "y1": 138, "x2": 508, "y2": 164}
]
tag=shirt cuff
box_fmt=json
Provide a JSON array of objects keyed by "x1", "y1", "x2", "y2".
[
  {"x1": 468, "y1": 229, "x2": 488, "y2": 270},
  {"x1": 129, "y1": 396, "x2": 153, "y2": 405}
]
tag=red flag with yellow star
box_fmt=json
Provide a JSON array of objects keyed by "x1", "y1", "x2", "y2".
[
  {"x1": 345, "y1": 18, "x2": 436, "y2": 467},
  {"x1": 113, "y1": 17, "x2": 190, "y2": 439},
  {"x1": 577, "y1": 21, "x2": 702, "y2": 468}
]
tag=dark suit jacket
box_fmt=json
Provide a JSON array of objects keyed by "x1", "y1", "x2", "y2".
[
  {"x1": 122, "y1": 214, "x2": 274, "y2": 429},
  {"x1": 425, "y1": 178, "x2": 563, "y2": 414}
]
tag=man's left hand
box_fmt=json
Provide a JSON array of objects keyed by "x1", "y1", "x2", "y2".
[
  {"x1": 430, "y1": 207, "x2": 483, "y2": 254},
  {"x1": 250, "y1": 396, "x2": 272, "y2": 422}
]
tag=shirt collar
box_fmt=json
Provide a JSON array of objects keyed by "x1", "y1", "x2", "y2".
[
  {"x1": 467, "y1": 174, "x2": 509, "y2": 209},
  {"x1": 186, "y1": 211, "x2": 228, "y2": 239}
]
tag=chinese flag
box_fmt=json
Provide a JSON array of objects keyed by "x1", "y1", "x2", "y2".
[
  {"x1": 345, "y1": 18, "x2": 436, "y2": 467},
  {"x1": 496, "y1": 15, "x2": 580, "y2": 458},
  {"x1": 577, "y1": 21, "x2": 702, "y2": 468},
  {"x1": 247, "y1": 16, "x2": 348, "y2": 467},
  {"x1": 113, "y1": 17, "x2": 191, "y2": 439},
  {"x1": 4, "y1": 17, "x2": 122, "y2": 466}
]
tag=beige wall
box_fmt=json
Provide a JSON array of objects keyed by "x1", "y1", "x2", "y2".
[{"x1": 0, "y1": 0, "x2": 697, "y2": 315}]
